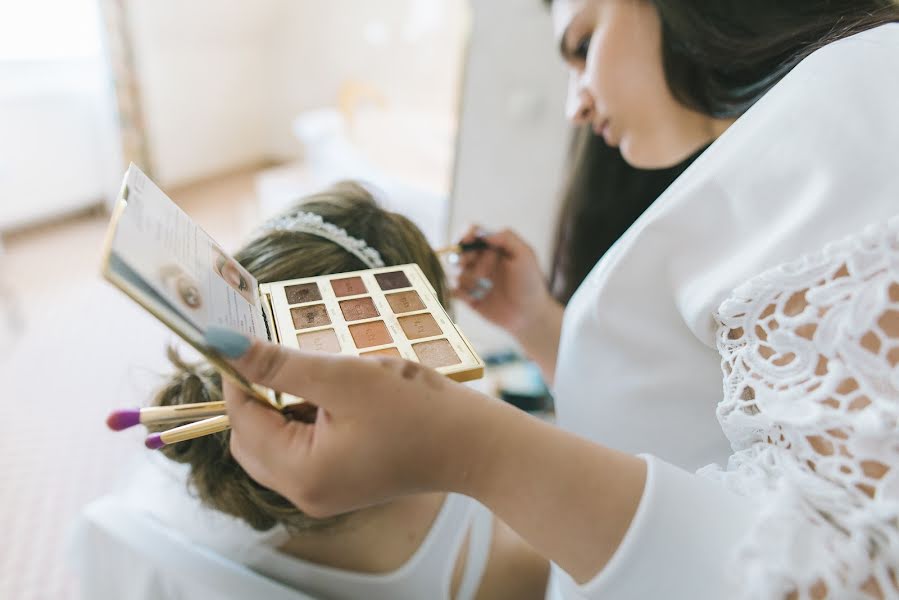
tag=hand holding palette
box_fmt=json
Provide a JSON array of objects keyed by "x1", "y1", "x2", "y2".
[{"x1": 101, "y1": 164, "x2": 483, "y2": 419}]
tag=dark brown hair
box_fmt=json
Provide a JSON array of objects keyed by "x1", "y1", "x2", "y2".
[
  {"x1": 151, "y1": 182, "x2": 448, "y2": 532},
  {"x1": 550, "y1": 129, "x2": 698, "y2": 303},
  {"x1": 546, "y1": 0, "x2": 899, "y2": 117},
  {"x1": 654, "y1": 1, "x2": 899, "y2": 117}
]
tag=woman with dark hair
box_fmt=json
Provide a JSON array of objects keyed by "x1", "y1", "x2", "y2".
[{"x1": 203, "y1": 2, "x2": 899, "y2": 598}]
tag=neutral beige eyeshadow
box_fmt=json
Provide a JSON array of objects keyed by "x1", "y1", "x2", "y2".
[
  {"x1": 290, "y1": 304, "x2": 331, "y2": 330},
  {"x1": 398, "y1": 313, "x2": 442, "y2": 340},
  {"x1": 284, "y1": 282, "x2": 321, "y2": 304},
  {"x1": 331, "y1": 276, "x2": 367, "y2": 297},
  {"x1": 413, "y1": 339, "x2": 461, "y2": 368},
  {"x1": 339, "y1": 297, "x2": 379, "y2": 321},
  {"x1": 385, "y1": 290, "x2": 425, "y2": 314},
  {"x1": 349, "y1": 320, "x2": 392, "y2": 349},
  {"x1": 296, "y1": 328, "x2": 341, "y2": 354},
  {"x1": 361, "y1": 347, "x2": 402, "y2": 358}
]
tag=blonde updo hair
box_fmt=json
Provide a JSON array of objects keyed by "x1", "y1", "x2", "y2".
[{"x1": 150, "y1": 181, "x2": 447, "y2": 532}]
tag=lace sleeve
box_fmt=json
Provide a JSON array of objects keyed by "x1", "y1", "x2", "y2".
[{"x1": 703, "y1": 217, "x2": 899, "y2": 599}]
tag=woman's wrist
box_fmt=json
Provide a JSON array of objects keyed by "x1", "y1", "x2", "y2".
[
  {"x1": 448, "y1": 391, "x2": 648, "y2": 584},
  {"x1": 429, "y1": 385, "x2": 520, "y2": 496},
  {"x1": 450, "y1": 393, "x2": 534, "y2": 499}
]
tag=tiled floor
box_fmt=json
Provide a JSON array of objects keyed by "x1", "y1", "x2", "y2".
[{"x1": 0, "y1": 168, "x2": 264, "y2": 599}]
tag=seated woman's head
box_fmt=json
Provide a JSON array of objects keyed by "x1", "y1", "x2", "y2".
[{"x1": 150, "y1": 181, "x2": 446, "y2": 532}]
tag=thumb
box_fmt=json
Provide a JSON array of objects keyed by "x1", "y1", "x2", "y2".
[{"x1": 205, "y1": 326, "x2": 346, "y2": 407}]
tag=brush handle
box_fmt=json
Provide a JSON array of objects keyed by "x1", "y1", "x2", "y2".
[
  {"x1": 146, "y1": 415, "x2": 231, "y2": 449},
  {"x1": 436, "y1": 238, "x2": 491, "y2": 255},
  {"x1": 140, "y1": 401, "x2": 227, "y2": 425},
  {"x1": 458, "y1": 238, "x2": 491, "y2": 252}
]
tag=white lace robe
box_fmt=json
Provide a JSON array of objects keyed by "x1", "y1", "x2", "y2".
[
  {"x1": 702, "y1": 218, "x2": 899, "y2": 599},
  {"x1": 568, "y1": 223, "x2": 899, "y2": 600},
  {"x1": 553, "y1": 22, "x2": 899, "y2": 600}
]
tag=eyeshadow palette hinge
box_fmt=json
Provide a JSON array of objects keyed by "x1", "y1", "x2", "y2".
[{"x1": 260, "y1": 290, "x2": 279, "y2": 344}]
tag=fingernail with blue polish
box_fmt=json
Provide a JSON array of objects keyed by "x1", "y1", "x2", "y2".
[{"x1": 205, "y1": 326, "x2": 252, "y2": 359}]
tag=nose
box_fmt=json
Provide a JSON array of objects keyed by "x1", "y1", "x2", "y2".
[{"x1": 565, "y1": 72, "x2": 594, "y2": 125}]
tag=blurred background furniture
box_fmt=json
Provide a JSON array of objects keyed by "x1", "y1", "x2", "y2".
[{"x1": 72, "y1": 494, "x2": 322, "y2": 600}]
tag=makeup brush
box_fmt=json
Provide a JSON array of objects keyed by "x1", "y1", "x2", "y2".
[
  {"x1": 135, "y1": 401, "x2": 316, "y2": 449},
  {"x1": 436, "y1": 238, "x2": 491, "y2": 256},
  {"x1": 106, "y1": 401, "x2": 227, "y2": 431},
  {"x1": 145, "y1": 415, "x2": 231, "y2": 449}
]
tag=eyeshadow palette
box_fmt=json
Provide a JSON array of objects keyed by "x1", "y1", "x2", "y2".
[
  {"x1": 260, "y1": 264, "x2": 483, "y2": 382},
  {"x1": 101, "y1": 164, "x2": 483, "y2": 412}
]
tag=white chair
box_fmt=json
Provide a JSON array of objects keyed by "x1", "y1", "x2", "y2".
[{"x1": 70, "y1": 496, "x2": 322, "y2": 600}]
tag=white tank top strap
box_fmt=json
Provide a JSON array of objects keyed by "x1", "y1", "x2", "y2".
[
  {"x1": 404, "y1": 492, "x2": 479, "y2": 598},
  {"x1": 247, "y1": 493, "x2": 490, "y2": 600},
  {"x1": 453, "y1": 499, "x2": 494, "y2": 600}
]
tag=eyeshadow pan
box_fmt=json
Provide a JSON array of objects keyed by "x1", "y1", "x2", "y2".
[
  {"x1": 398, "y1": 313, "x2": 442, "y2": 340},
  {"x1": 413, "y1": 339, "x2": 461, "y2": 368},
  {"x1": 339, "y1": 297, "x2": 380, "y2": 321},
  {"x1": 331, "y1": 276, "x2": 367, "y2": 297},
  {"x1": 386, "y1": 290, "x2": 425, "y2": 314},
  {"x1": 291, "y1": 304, "x2": 331, "y2": 330},
  {"x1": 285, "y1": 282, "x2": 321, "y2": 304},
  {"x1": 349, "y1": 320, "x2": 392, "y2": 349},
  {"x1": 375, "y1": 271, "x2": 411, "y2": 291},
  {"x1": 362, "y1": 347, "x2": 402, "y2": 358},
  {"x1": 297, "y1": 328, "x2": 341, "y2": 354}
]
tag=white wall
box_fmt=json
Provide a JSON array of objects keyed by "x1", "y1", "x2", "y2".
[
  {"x1": 448, "y1": 0, "x2": 569, "y2": 352},
  {"x1": 128, "y1": 0, "x2": 284, "y2": 187},
  {"x1": 0, "y1": 0, "x2": 120, "y2": 231},
  {"x1": 0, "y1": 59, "x2": 119, "y2": 230},
  {"x1": 128, "y1": 0, "x2": 470, "y2": 188},
  {"x1": 266, "y1": 0, "x2": 469, "y2": 159}
]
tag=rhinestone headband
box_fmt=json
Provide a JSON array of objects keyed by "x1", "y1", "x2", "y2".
[{"x1": 259, "y1": 212, "x2": 386, "y2": 269}]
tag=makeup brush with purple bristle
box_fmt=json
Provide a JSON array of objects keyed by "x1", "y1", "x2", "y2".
[
  {"x1": 106, "y1": 401, "x2": 227, "y2": 431},
  {"x1": 144, "y1": 415, "x2": 231, "y2": 449}
]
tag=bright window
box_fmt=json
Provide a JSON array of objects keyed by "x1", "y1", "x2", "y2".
[{"x1": 0, "y1": 0, "x2": 101, "y2": 61}]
